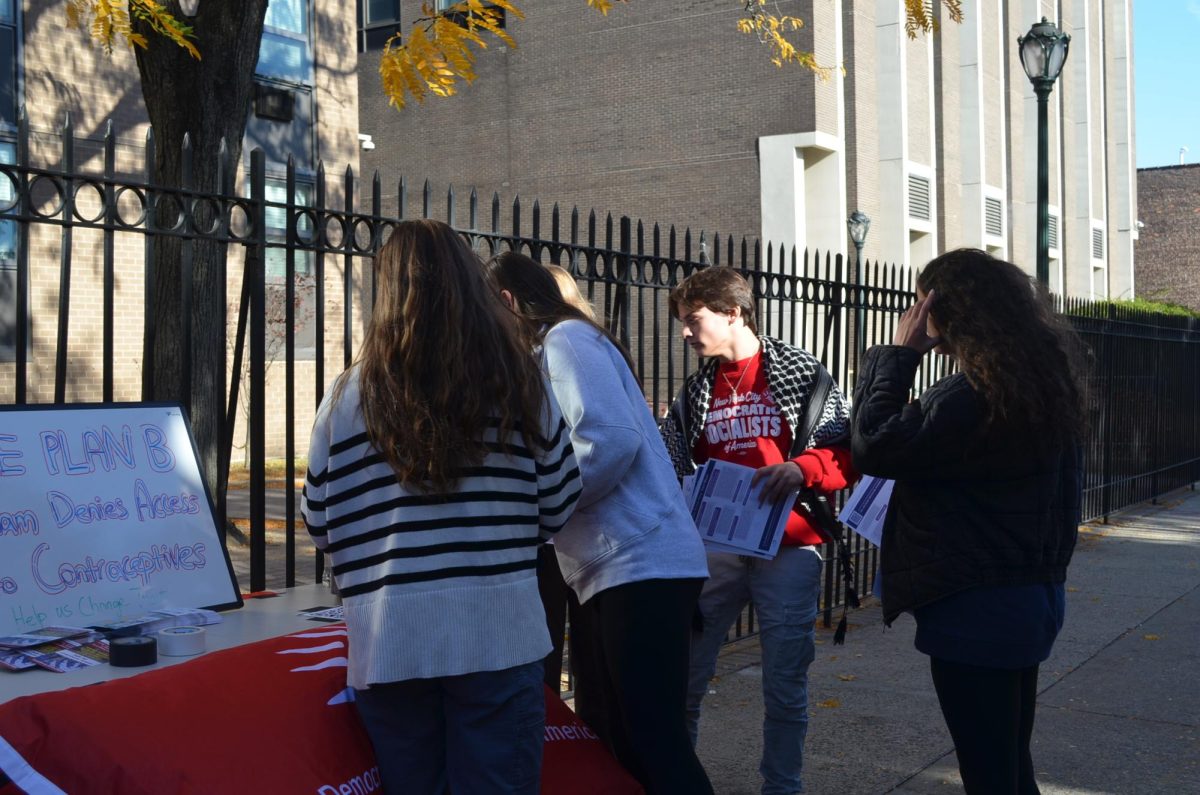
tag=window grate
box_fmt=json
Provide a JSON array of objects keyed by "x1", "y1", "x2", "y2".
[
  {"x1": 1047, "y1": 214, "x2": 1059, "y2": 249},
  {"x1": 984, "y1": 197, "x2": 1003, "y2": 237},
  {"x1": 1092, "y1": 227, "x2": 1104, "y2": 259},
  {"x1": 908, "y1": 174, "x2": 931, "y2": 221}
]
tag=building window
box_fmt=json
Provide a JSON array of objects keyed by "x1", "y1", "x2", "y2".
[
  {"x1": 264, "y1": 177, "x2": 314, "y2": 281},
  {"x1": 260, "y1": 177, "x2": 317, "y2": 360},
  {"x1": 436, "y1": 0, "x2": 506, "y2": 28},
  {"x1": 359, "y1": 0, "x2": 400, "y2": 52},
  {"x1": 1047, "y1": 214, "x2": 1059, "y2": 251},
  {"x1": 257, "y1": 0, "x2": 311, "y2": 85},
  {"x1": 1, "y1": 0, "x2": 17, "y2": 130}
]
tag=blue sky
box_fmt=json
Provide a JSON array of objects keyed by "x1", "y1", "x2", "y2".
[{"x1": 1134, "y1": 3, "x2": 1200, "y2": 167}]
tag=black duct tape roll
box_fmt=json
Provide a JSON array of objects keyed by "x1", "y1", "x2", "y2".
[{"x1": 110, "y1": 635, "x2": 158, "y2": 667}]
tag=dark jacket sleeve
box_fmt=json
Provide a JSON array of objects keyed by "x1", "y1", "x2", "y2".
[{"x1": 850, "y1": 345, "x2": 985, "y2": 480}]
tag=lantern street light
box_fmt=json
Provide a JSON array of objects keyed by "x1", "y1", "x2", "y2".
[
  {"x1": 847, "y1": 211, "x2": 870, "y2": 362},
  {"x1": 178, "y1": 0, "x2": 200, "y2": 16},
  {"x1": 1018, "y1": 17, "x2": 1070, "y2": 288}
]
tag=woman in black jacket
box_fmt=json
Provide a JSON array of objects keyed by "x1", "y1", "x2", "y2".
[{"x1": 852, "y1": 249, "x2": 1087, "y2": 795}]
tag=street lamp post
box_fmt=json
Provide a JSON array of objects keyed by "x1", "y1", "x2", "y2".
[
  {"x1": 1018, "y1": 17, "x2": 1070, "y2": 288},
  {"x1": 847, "y1": 211, "x2": 870, "y2": 362}
]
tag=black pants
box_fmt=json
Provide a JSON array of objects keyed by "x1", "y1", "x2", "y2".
[
  {"x1": 571, "y1": 577, "x2": 713, "y2": 795},
  {"x1": 930, "y1": 657, "x2": 1042, "y2": 795},
  {"x1": 536, "y1": 544, "x2": 572, "y2": 692}
]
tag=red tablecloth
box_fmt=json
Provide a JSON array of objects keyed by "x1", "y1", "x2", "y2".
[{"x1": 0, "y1": 625, "x2": 642, "y2": 794}]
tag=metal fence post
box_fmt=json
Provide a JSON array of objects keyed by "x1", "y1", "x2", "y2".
[
  {"x1": 615, "y1": 216, "x2": 632, "y2": 348},
  {"x1": 248, "y1": 149, "x2": 268, "y2": 593},
  {"x1": 53, "y1": 113, "x2": 75, "y2": 404},
  {"x1": 13, "y1": 107, "x2": 30, "y2": 404}
]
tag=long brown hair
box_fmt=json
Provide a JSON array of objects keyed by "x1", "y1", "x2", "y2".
[
  {"x1": 917, "y1": 249, "x2": 1088, "y2": 440},
  {"x1": 347, "y1": 220, "x2": 547, "y2": 492},
  {"x1": 486, "y1": 251, "x2": 636, "y2": 375}
]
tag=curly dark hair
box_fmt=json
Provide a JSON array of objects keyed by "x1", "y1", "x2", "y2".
[{"x1": 917, "y1": 249, "x2": 1088, "y2": 441}]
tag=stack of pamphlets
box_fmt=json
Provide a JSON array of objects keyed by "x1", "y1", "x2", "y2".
[
  {"x1": 683, "y1": 458, "x2": 792, "y2": 560},
  {"x1": 89, "y1": 607, "x2": 222, "y2": 638},
  {"x1": 0, "y1": 627, "x2": 110, "y2": 673}
]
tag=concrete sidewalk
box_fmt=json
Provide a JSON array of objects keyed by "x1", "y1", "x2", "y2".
[
  {"x1": 223, "y1": 485, "x2": 1200, "y2": 792},
  {"x1": 695, "y1": 487, "x2": 1200, "y2": 794}
]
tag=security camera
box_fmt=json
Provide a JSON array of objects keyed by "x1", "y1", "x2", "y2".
[{"x1": 358, "y1": 133, "x2": 375, "y2": 152}]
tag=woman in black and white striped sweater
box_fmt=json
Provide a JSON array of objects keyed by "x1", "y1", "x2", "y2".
[{"x1": 302, "y1": 220, "x2": 582, "y2": 795}]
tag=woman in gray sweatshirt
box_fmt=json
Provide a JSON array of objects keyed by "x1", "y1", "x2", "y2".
[{"x1": 488, "y1": 252, "x2": 713, "y2": 795}]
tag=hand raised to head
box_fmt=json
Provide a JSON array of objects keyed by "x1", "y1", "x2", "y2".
[{"x1": 892, "y1": 290, "x2": 940, "y2": 354}]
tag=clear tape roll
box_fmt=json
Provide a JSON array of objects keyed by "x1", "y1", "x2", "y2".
[{"x1": 157, "y1": 626, "x2": 207, "y2": 657}]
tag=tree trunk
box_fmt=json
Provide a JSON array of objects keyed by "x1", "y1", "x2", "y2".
[{"x1": 133, "y1": 1, "x2": 269, "y2": 496}]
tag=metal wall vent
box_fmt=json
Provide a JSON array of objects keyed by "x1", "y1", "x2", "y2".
[
  {"x1": 908, "y1": 174, "x2": 931, "y2": 221},
  {"x1": 984, "y1": 197, "x2": 1003, "y2": 237}
]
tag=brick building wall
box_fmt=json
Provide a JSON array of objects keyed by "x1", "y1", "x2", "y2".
[
  {"x1": 357, "y1": 0, "x2": 1136, "y2": 293},
  {"x1": 1135, "y1": 164, "x2": 1200, "y2": 311},
  {"x1": 357, "y1": 0, "x2": 825, "y2": 242}
]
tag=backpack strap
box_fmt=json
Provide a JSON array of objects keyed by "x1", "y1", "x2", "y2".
[
  {"x1": 794, "y1": 366, "x2": 832, "y2": 452},
  {"x1": 793, "y1": 366, "x2": 859, "y2": 644}
]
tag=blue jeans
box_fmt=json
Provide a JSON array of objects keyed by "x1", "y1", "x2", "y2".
[
  {"x1": 686, "y1": 545, "x2": 823, "y2": 795},
  {"x1": 353, "y1": 661, "x2": 545, "y2": 795}
]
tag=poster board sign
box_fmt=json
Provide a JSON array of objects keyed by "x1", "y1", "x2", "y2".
[{"x1": 0, "y1": 403, "x2": 242, "y2": 634}]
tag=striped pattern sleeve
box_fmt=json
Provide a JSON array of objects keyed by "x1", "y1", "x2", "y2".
[
  {"x1": 535, "y1": 413, "x2": 582, "y2": 540},
  {"x1": 301, "y1": 395, "x2": 333, "y2": 552}
]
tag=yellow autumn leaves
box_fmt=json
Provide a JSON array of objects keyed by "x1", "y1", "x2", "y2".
[
  {"x1": 63, "y1": 1, "x2": 966, "y2": 112},
  {"x1": 737, "y1": 1, "x2": 812, "y2": 70},
  {"x1": 380, "y1": 1, "x2": 523, "y2": 110},
  {"x1": 377, "y1": 0, "x2": 626, "y2": 109},
  {"x1": 904, "y1": 0, "x2": 964, "y2": 39},
  {"x1": 383, "y1": 1, "x2": 963, "y2": 108},
  {"x1": 66, "y1": 0, "x2": 199, "y2": 60}
]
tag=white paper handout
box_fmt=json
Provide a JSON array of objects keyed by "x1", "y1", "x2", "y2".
[
  {"x1": 838, "y1": 475, "x2": 894, "y2": 546},
  {"x1": 684, "y1": 459, "x2": 792, "y2": 559}
]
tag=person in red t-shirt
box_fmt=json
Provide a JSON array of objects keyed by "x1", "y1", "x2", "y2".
[{"x1": 661, "y1": 267, "x2": 855, "y2": 795}]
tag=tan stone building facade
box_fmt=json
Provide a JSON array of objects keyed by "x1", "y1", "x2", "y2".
[
  {"x1": 1, "y1": 0, "x2": 362, "y2": 457},
  {"x1": 356, "y1": 0, "x2": 1136, "y2": 299}
]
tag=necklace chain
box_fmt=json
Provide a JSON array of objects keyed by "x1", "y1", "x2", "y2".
[{"x1": 721, "y1": 355, "x2": 755, "y2": 399}]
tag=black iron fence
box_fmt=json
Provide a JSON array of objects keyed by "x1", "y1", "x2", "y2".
[
  {"x1": 1064, "y1": 299, "x2": 1200, "y2": 519},
  {"x1": 3, "y1": 118, "x2": 1199, "y2": 633}
]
